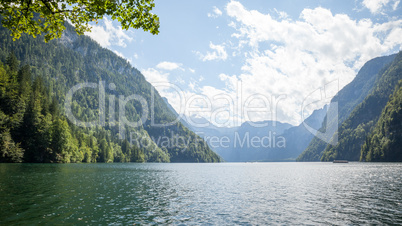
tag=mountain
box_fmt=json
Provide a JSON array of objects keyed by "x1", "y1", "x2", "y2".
[
  {"x1": 177, "y1": 106, "x2": 326, "y2": 162},
  {"x1": 360, "y1": 80, "x2": 402, "y2": 161},
  {"x1": 0, "y1": 22, "x2": 220, "y2": 163},
  {"x1": 297, "y1": 53, "x2": 397, "y2": 161},
  {"x1": 186, "y1": 117, "x2": 292, "y2": 162},
  {"x1": 266, "y1": 106, "x2": 328, "y2": 161},
  {"x1": 321, "y1": 51, "x2": 402, "y2": 161}
]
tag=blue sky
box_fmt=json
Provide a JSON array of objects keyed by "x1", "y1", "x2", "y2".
[{"x1": 86, "y1": 0, "x2": 402, "y2": 127}]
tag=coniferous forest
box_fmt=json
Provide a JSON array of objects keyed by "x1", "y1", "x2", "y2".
[
  {"x1": 0, "y1": 22, "x2": 221, "y2": 163},
  {"x1": 360, "y1": 80, "x2": 402, "y2": 161},
  {"x1": 0, "y1": 53, "x2": 146, "y2": 163},
  {"x1": 1, "y1": 1, "x2": 402, "y2": 225},
  {"x1": 320, "y1": 52, "x2": 402, "y2": 161},
  {"x1": 298, "y1": 51, "x2": 402, "y2": 162}
]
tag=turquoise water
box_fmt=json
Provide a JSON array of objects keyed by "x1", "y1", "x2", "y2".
[{"x1": 0, "y1": 162, "x2": 401, "y2": 224}]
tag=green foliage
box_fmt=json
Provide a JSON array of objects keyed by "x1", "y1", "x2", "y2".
[
  {"x1": 360, "y1": 80, "x2": 402, "y2": 161},
  {"x1": 0, "y1": 54, "x2": 148, "y2": 163},
  {"x1": 297, "y1": 53, "x2": 398, "y2": 161},
  {"x1": 0, "y1": 109, "x2": 23, "y2": 162},
  {"x1": 50, "y1": 117, "x2": 77, "y2": 163},
  {"x1": 0, "y1": 130, "x2": 23, "y2": 163},
  {"x1": 0, "y1": 21, "x2": 220, "y2": 163},
  {"x1": 6, "y1": 52, "x2": 19, "y2": 72},
  {"x1": 321, "y1": 51, "x2": 402, "y2": 161},
  {"x1": 0, "y1": 0, "x2": 159, "y2": 42}
]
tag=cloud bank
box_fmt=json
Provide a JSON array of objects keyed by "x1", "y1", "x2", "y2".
[
  {"x1": 145, "y1": 1, "x2": 402, "y2": 126},
  {"x1": 85, "y1": 17, "x2": 133, "y2": 48}
]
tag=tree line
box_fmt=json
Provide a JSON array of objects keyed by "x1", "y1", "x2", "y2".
[{"x1": 0, "y1": 53, "x2": 145, "y2": 163}]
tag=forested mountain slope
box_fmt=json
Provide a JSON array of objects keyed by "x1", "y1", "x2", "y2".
[
  {"x1": 176, "y1": 106, "x2": 326, "y2": 162},
  {"x1": 267, "y1": 106, "x2": 327, "y2": 161},
  {"x1": 297, "y1": 53, "x2": 397, "y2": 161},
  {"x1": 360, "y1": 80, "x2": 402, "y2": 161},
  {"x1": 321, "y1": 52, "x2": 402, "y2": 161},
  {"x1": 0, "y1": 22, "x2": 220, "y2": 163}
]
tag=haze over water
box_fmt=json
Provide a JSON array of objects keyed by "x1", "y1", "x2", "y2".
[{"x1": 1, "y1": 162, "x2": 401, "y2": 225}]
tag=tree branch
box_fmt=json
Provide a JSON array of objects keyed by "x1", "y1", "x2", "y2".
[{"x1": 41, "y1": 0, "x2": 56, "y2": 14}]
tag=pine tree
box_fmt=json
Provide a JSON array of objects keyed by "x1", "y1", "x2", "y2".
[
  {"x1": 17, "y1": 64, "x2": 31, "y2": 98},
  {"x1": 0, "y1": 129, "x2": 24, "y2": 163},
  {"x1": 6, "y1": 52, "x2": 18, "y2": 73},
  {"x1": 50, "y1": 117, "x2": 76, "y2": 163},
  {"x1": 21, "y1": 85, "x2": 52, "y2": 162}
]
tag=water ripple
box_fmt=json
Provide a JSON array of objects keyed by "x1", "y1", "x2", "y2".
[{"x1": 0, "y1": 162, "x2": 402, "y2": 224}]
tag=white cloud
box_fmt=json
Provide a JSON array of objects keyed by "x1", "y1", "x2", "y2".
[
  {"x1": 142, "y1": 68, "x2": 170, "y2": 85},
  {"x1": 189, "y1": 82, "x2": 196, "y2": 91},
  {"x1": 113, "y1": 50, "x2": 125, "y2": 58},
  {"x1": 393, "y1": 0, "x2": 400, "y2": 10},
  {"x1": 156, "y1": 61, "x2": 184, "y2": 71},
  {"x1": 274, "y1": 8, "x2": 289, "y2": 19},
  {"x1": 208, "y1": 6, "x2": 223, "y2": 18},
  {"x1": 142, "y1": 2, "x2": 402, "y2": 127},
  {"x1": 362, "y1": 0, "x2": 400, "y2": 14},
  {"x1": 141, "y1": 66, "x2": 197, "y2": 119},
  {"x1": 176, "y1": 77, "x2": 185, "y2": 85},
  {"x1": 199, "y1": 42, "x2": 228, "y2": 61},
  {"x1": 112, "y1": 50, "x2": 133, "y2": 65},
  {"x1": 86, "y1": 17, "x2": 133, "y2": 48},
  {"x1": 142, "y1": 65, "x2": 243, "y2": 127},
  {"x1": 223, "y1": 1, "x2": 402, "y2": 125}
]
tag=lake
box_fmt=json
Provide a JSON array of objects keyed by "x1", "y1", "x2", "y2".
[{"x1": 0, "y1": 162, "x2": 401, "y2": 225}]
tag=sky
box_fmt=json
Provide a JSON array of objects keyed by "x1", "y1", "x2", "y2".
[{"x1": 86, "y1": 0, "x2": 402, "y2": 127}]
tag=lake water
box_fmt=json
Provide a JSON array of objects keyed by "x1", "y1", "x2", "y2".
[{"x1": 0, "y1": 162, "x2": 401, "y2": 225}]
